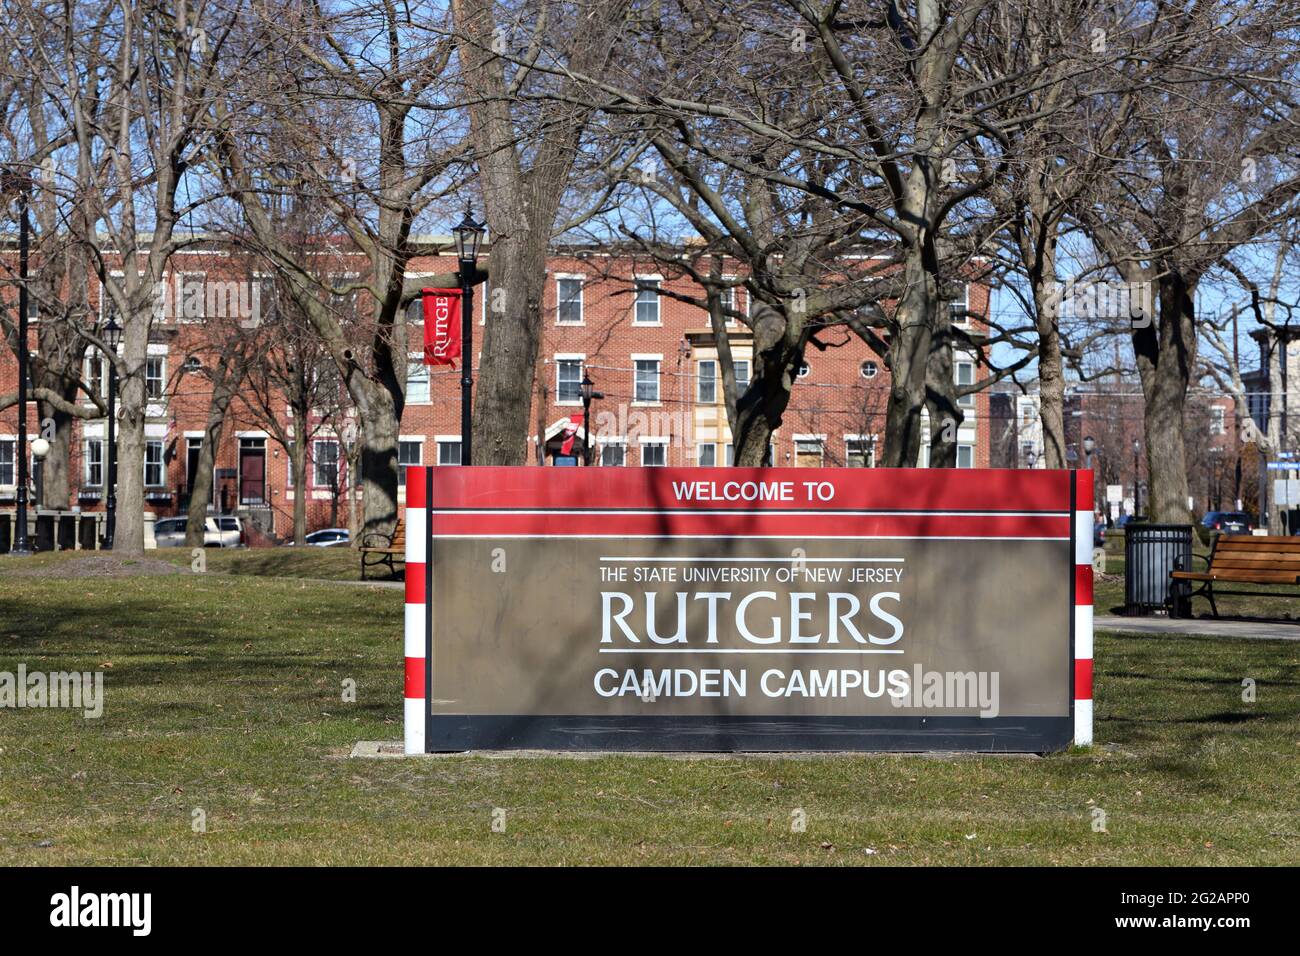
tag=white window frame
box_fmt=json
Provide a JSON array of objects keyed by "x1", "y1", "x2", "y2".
[
  {"x1": 697, "y1": 359, "x2": 717, "y2": 404},
  {"x1": 555, "y1": 354, "x2": 585, "y2": 406},
  {"x1": 555, "y1": 274, "x2": 585, "y2": 325},
  {"x1": 793, "y1": 434, "x2": 826, "y2": 466},
  {"x1": 844, "y1": 434, "x2": 877, "y2": 468},
  {"x1": 640, "y1": 436, "x2": 668, "y2": 467},
  {"x1": 313, "y1": 438, "x2": 340, "y2": 489},
  {"x1": 633, "y1": 354, "x2": 662, "y2": 405},
  {"x1": 733, "y1": 359, "x2": 751, "y2": 394},
  {"x1": 957, "y1": 443, "x2": 975, "y2": 469},
  {"x1": 84, "y1": 438, "x2": 104, "y2": 487},
  {"x1": 145, "y1": 354, "x2": 166, "y2": 401},
  {"x1": 696, "y1": 442, "x2": 718, "y2": 467},
  {"x1": 436, "y1": 435, "x2": 462, "y2": 466},
  {"x1": 406, "y1": 351, "x2": 431, "y2": 404},
  {"x1": 398, "y1": 436, "x2": 424, "y2": 487},
  {"x1": 956, "y1": 356, "x2": 976, "y2": 408},
  {"x1": 600, "y1": 438, "x2": 627, "y2": 467},
  {"x1": 144, "y1": 439, "x2": 166, "y2": 488},
  {"x1": 633, "y1": 275, "x2": 662, "y2": 326},
  {"x1": 0, "y1": 436, "x2": 15, "y2": 488}
]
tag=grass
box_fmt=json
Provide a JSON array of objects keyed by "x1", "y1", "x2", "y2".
[{"x1": 0, "y1": 553, "x2": 1296, "y2": 865}]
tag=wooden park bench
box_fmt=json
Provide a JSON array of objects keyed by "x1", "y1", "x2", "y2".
[
  {"x1": 359, "y1": 519, "x2": 405, "y2": 580},
  {"x1": 1170, "y1": 534, "x2": 1300, "y2": 618}
]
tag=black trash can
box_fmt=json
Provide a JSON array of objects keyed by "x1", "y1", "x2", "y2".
[
  {"x1": 1125, "y1": 523, "x2": 1193, "y2": 615},
  {"x1": 0, "y1": 513, "x2": 10, "y2": 554}
]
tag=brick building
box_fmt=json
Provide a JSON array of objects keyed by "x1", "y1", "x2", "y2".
[{"x1": 1, "y1": 239, "x2": 993, "y2": 541}]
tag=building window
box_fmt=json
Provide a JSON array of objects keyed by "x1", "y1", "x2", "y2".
[
  {"x1": 84, "y1": 440, "x2": 104, "y2": 487},
  {"x1": 1210, "y1": 407, "x2": 1226, "y2": 435},
  {"x1": 725, "y1": 443, "x2": 735, "y2": 465},
  {"x1": 557, "y1": 277, "x2": 583, "y2": 324},
  {"x1": 557, "y1": 359, "x2": 583, "y2": 404},
  {"x1": 0, "y1": 439, "x2": 14, "y2": 486},
  {"x1": 860, "y1": 360, "x2": 878, "y2": 379},
  {"x1": 697, "y1": 443, "x2": 717, "y2": 467},
  {"x1": 634, "y1": 280, "x2": 660, "y2": 325},
  {"x1": 697, "y1": 360, "x2": 717, "y2": 404},
  {"x1": 86, "y1": 354, "x2": 106, "y2": 399},
  {"x1": 398, "y1": 440, "x2": 422, "y2": 487},
  {"x1": 635, "y1": 359, "x2": 660, "y2": 403},
  {"x1": 437, "y1": 440, "x2": 461, "y2": 466},
  {"x1": 146, "y1": 356, "x2": 165, "y2": 400},
  {"x1": 795, "y1": 439, "x2": 823, "y2": 467},
  {"x1": 950, "y1": 284, "x2": 969, "y2": 322},
  {"x1": 957, "y1": 443, "x2": 974, "y2": 468},
  {"x1": 314, "y1": 439, "x2": 340, "y2": 487},
  {"x1": 734, "y1": 360, "x2": 750, "y2": 393},
  {"x1": 642, "y1": 442, "x2": 667, "y2": 466},
  {"x1": 846, "y1": 437, "x2": 875, "y2": 468},
  {"x1": 145, "y1": 440, "x2": 165, "y2": 487},
  {"x1": 601, "y1": 442, "x2": 626, "y2": 466},
  {"x1": 1021, "y1": 404, "x2": 1036, "y2": 426},
  {"x1": 407, "y1": 359, "x2": 430, "y2": 404},
  {"x1": 956, "y1": 360, "x2": 975, "y2": 407}
]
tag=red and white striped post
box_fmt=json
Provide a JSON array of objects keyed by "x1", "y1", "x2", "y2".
[
  {"x1": 1074, "y1": 471, "x2": 1094, "y2": 747},
  {"x1": 404, "y1": 466, "x2": 429, "y2": 754}
]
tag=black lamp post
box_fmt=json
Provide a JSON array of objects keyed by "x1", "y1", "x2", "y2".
[
  {"x1": 4, "y1": 170, "x2": 32, "y2": 555},
  {"x1": 102, "y1": 314, "x2": 122, "y2": 549},
  {"x1": 1132, "y1": 438, "x2": 1141, "y2": 518},
  {"x1": 579, "y1": 369, "x2": 604, "y2": 466},
  {"x1": 452, "y1": 203, "x2": 485, "y2": 467}
]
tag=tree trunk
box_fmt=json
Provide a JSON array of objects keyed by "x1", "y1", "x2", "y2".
[
  {"x1": 881, "y1": 253, "x2": 937, "y2": 467},
  {"x1": 1136, "y1": 274, "x2": 1197, "y2": 523},
  {"x1": 471, "y1": 242, "x2": 544, "y2": 464},
  {"x1": 1032, "y1": 250, "x2": 1068, "y2": 469},
  {"x1": 113, "y1": 341, "x2": 148, "y2": 555},
  {"x1": 356, "y1": 382, "x2": 400, "y2": 538},
  {"x1": 925, "y1": 308, "x2": 959, "y2": 468},
  {"x1": 36, "y1": 397, "x2": 75, "y2": 509}
]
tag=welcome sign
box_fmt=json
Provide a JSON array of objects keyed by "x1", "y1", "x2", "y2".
[{"x1": 402, "y1": 467, "x2": 1093, "y2": 753}]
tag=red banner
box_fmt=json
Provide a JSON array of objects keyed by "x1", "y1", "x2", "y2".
[{"x1": 422, "y1": 288, "x2": 462, "y2": 367}]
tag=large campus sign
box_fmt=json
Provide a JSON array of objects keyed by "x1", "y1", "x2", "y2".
[{"x1": 403, "y1": 468, "x2": 1094, "y2": 753}]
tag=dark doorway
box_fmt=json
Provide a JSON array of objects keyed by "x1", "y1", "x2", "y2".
[{"x1": 239, "y1": 437, "x2": 266, "y2": 505}]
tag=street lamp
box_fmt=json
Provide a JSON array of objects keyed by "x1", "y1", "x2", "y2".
[
  {"x1": 102, "y1": 314, "x2": 122, "y2": 549},
  {"x1": 1082, "y1": 435, "x2": 1095, "y2": 469},
  {"x1": 452, "y1": 203, "x2": 485, "y2": 467},
  {"x1": 579, "y1": 369, "x2": 604, "y2": 466},
  {"x1": 1132, "y1": 438, "x2": 1141, "y2": 518},
  {"x1": 4, "y1": 169, "x2": 32, "y2": 555},
  {"x1": 1026, "y1": 448, "x2": 1036, "y2": 469}
]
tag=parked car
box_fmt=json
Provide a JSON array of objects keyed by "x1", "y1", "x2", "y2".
[
  {"x1": 152, "y1": 515, "x2": 247, "y2": 548},
  {"x1": 296, "y1": 528, "x2": 350, "y2": 548},
  {"x1": 1201, "y1": 511, "x2": 1254, "y2": 534}
]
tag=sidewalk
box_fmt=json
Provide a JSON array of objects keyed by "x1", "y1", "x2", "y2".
[{"x1": 1095, "y1": 615, "x2": 1300, "y2": 641}]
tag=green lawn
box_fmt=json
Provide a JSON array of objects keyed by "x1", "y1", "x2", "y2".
[{"x1": 0, "y1": 552, "x2": 1296, "y2": 865}]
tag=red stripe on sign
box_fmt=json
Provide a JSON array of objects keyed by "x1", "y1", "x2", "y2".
[
  {"x1": 1076, "y1": 470, "x2": 1094, "y2": 512},
  {"x1": 430, "y1": 467, "x2": 1074, "y2": 513},
  {"x1": 405, "y1": 471, "x2": 428, "y2": 508},
  {"x1": 1075, "y1": 564, "x2": 1094, "y2": 604},
  {"x1": 404, "y1": 656, "x2": 426, "y2": 698},
  {"x1": 405, "y1": 562, "x2": 426, "y2": 604},
  {"x1": 429, "y1": 512, "x2": 1070, "y2": 539},
  {"x1": 1074, "y1": 659, "x2": 1093, "y2": 700}
]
